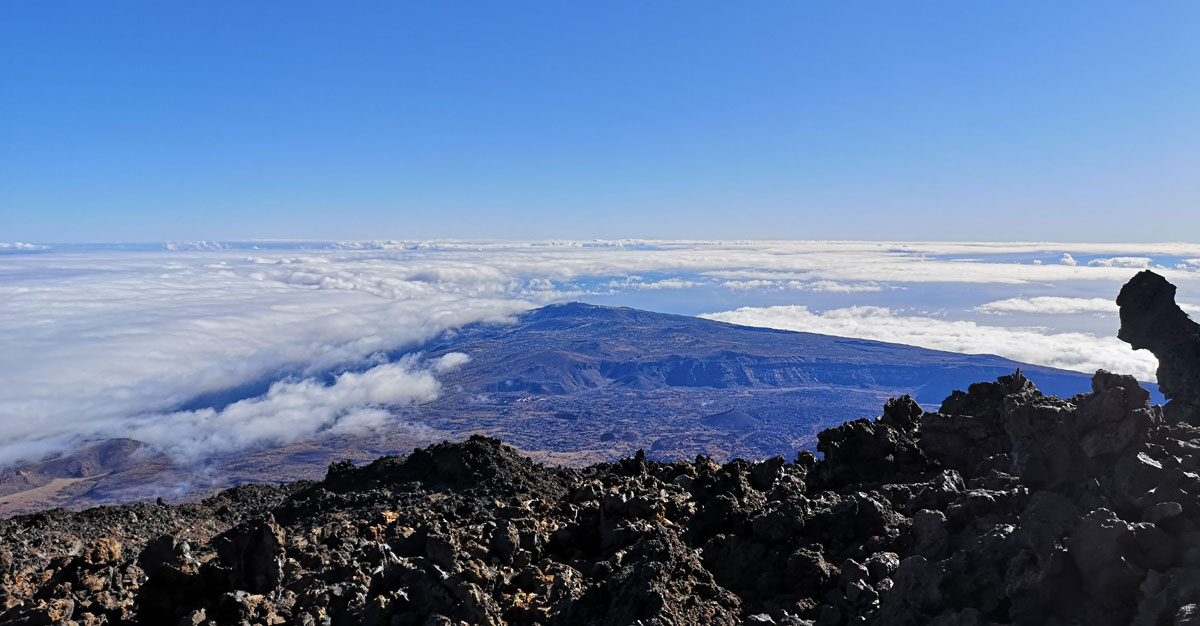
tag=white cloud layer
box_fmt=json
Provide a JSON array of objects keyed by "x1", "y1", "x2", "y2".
[
  {"x1": 104, "y1": 353, "x2": 466, "y2": 465},
  {"x1": 976, "y1": 297, "x2": 1118, "y2": 315},
  {"x1": 724, "y1": 279, "x2": 778, "y2": 290},
  {"x1": 606, "y1": 276, "x2": 701, "y2": 290},
  {"x1": 791, "y1": 280, "x2": 884, "y2": 293},
  {"x1": 700, "y1": 305, "x2": 1160, "y2": 382},
  {"x1": 722, "y1": 279, "x2": 884, "y2": 293},
  {"x1": 2, "y1": 240, "x2": 1197, "y2": 467},
  {"x1": 976, "y1": 296, "x2": 1200, "y2": 317},
  {"x1": 1087, "y1": 256, "x2": 1153, "y2": 268}
]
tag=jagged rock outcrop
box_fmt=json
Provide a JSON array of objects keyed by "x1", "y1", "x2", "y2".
[
  {"x1": 814, "y1": 395, "x2": 930, "y2": 488},
  {"x1": 4, "y1": 368, "x2": 1196, "y2": 626},
  {"x1": 921, "y1": 370, "x2": 1039, "y2": 474},
  {"x1": 1, "y1": 273, "x2": 1198, "y2": 625},
  {"x1": 1118, "y1": 269, "x2": 1200, "y2": 423}
]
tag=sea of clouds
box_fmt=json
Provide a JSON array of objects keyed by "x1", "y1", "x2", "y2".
[{"x1": 2, "y1": 240, "x2": 1199, "y2": 468}]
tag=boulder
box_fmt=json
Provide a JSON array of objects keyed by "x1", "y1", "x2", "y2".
[
  {"x1": 815, "y1": 402, "x2": 929, "y2": 488},
  {"x1": 214, "y1": 515, "x2": 286, "y2": 593},
  {"x1": 1076, "y1": 370, "x2": 1156, "y2": 460},
  {"x1": 1067, "y1": 509, "x2": 1144, "y2": 613},
  {"x1": 1005, "y1": 398, "x2": 1087, "y2": 489},
  {"x1": 922, "y1": 370, "x2": 1041, "y2": 475}
]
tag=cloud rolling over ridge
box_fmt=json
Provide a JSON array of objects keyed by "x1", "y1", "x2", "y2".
[{"x1": 110, "y1": 353, "x2": 467, "y2": 465}]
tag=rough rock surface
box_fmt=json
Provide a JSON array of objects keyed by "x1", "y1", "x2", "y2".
[
  {"x1": 1, "y1": 274, "x2": 1199, "y2": 625},
  {"x1": 1118, "y1": 269, "x2": 1200, "y2": 423}
]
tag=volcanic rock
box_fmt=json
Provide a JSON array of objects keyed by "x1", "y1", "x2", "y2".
[{"x1": 1118, "y1": 269, "x2": 1200, "y2": 423}]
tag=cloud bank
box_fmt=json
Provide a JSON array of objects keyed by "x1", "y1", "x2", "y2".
[
  {"x1": 1087, "y1": 256, "x2": 1153, "y2": 268},
  {"x1": 106, "y1": 353, "x2": 467, "y2": 465},
  {"x1": 700, "y1": 305, "x2": 1160, "y2": 382},
  {"x1": 975, "y1": 296, "x2": 1200, "y2": 317},
  {"x1": 975, "y1": 297, "x2": 1119, "y2": 315},
  {"x1": 2, "y1": 240, "x2": 1197, "y2": 468}
]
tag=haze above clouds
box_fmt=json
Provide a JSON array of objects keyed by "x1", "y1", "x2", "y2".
[{"x1": 2, "y1": 240, "x2": 1199, "y2": 467}]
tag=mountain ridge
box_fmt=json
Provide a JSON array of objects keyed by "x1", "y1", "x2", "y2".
[{"x1": 0, "y1": 302, "x2": 1159, "y2": 516}]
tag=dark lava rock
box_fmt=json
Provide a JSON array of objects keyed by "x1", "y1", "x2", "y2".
[
  {"x1": 921, "y1": 369, "x2": 1039, "y2": 473},
  {"x1": 1075, "y1": 370, "x2": 1155, "y2": 461},
  {"x1": 814, "y1": 395, "x2": 930, "y2": 488},
  {"x1": 3, "y1": 273, "x2": 1200, "y2": 625},
  {"x1": 213, "y1": 514, "x2": 286, "y2": 593},
  {"x1": 1118, "y1": 269, "x2": 1200, "y2": 423}
]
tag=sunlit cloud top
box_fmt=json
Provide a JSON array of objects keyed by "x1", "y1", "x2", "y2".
[{"x1": 1, "y1": 240, "x2": 1197, "y2": 467}]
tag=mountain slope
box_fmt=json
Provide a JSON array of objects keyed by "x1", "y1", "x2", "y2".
[
  {"x1": 0, "y1": 302, "x2": 1158, "y2": 515},
  {"x1": 426, "y1": 302, "x2": 1132, "y2": 405},
  {"x1": 406, "y1": 302, "x2": 1156, "y2": 463}
]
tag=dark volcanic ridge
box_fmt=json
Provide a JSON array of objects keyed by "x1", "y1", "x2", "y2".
[
  {"x1": 424, "y1": 299, "x2": 1147, "y2": 409},
  {"x1": 1, "y1": 270, "x2": 1197, "y2": 626}
]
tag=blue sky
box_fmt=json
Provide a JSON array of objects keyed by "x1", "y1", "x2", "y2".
[{"x1": 2, "y1": 2, "x2": 1198, "y2": 242}]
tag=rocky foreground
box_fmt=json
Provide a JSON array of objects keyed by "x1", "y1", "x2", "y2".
[{"x1": 2, "y1": 270, "x2": 1200, "y2": 626}]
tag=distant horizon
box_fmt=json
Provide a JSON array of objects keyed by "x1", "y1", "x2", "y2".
[{"x1": 5, "y1": 237, "x2": 1200, "y2": 247}]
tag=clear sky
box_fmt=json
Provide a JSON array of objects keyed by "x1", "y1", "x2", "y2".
[{"x1": 2, "y1": 1, "x2": 1198, "y2": 242}]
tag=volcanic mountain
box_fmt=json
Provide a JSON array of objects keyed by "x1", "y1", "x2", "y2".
[
  {"x1": 0, "y1": 302, "x2": 1156, "y2": 515},
  {"x1": 413, "y1": 302, "x2": 1153, "y2": 461},
  {"x1": 430, "y1": 301, "x2": 1124, "y2": 401}
]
